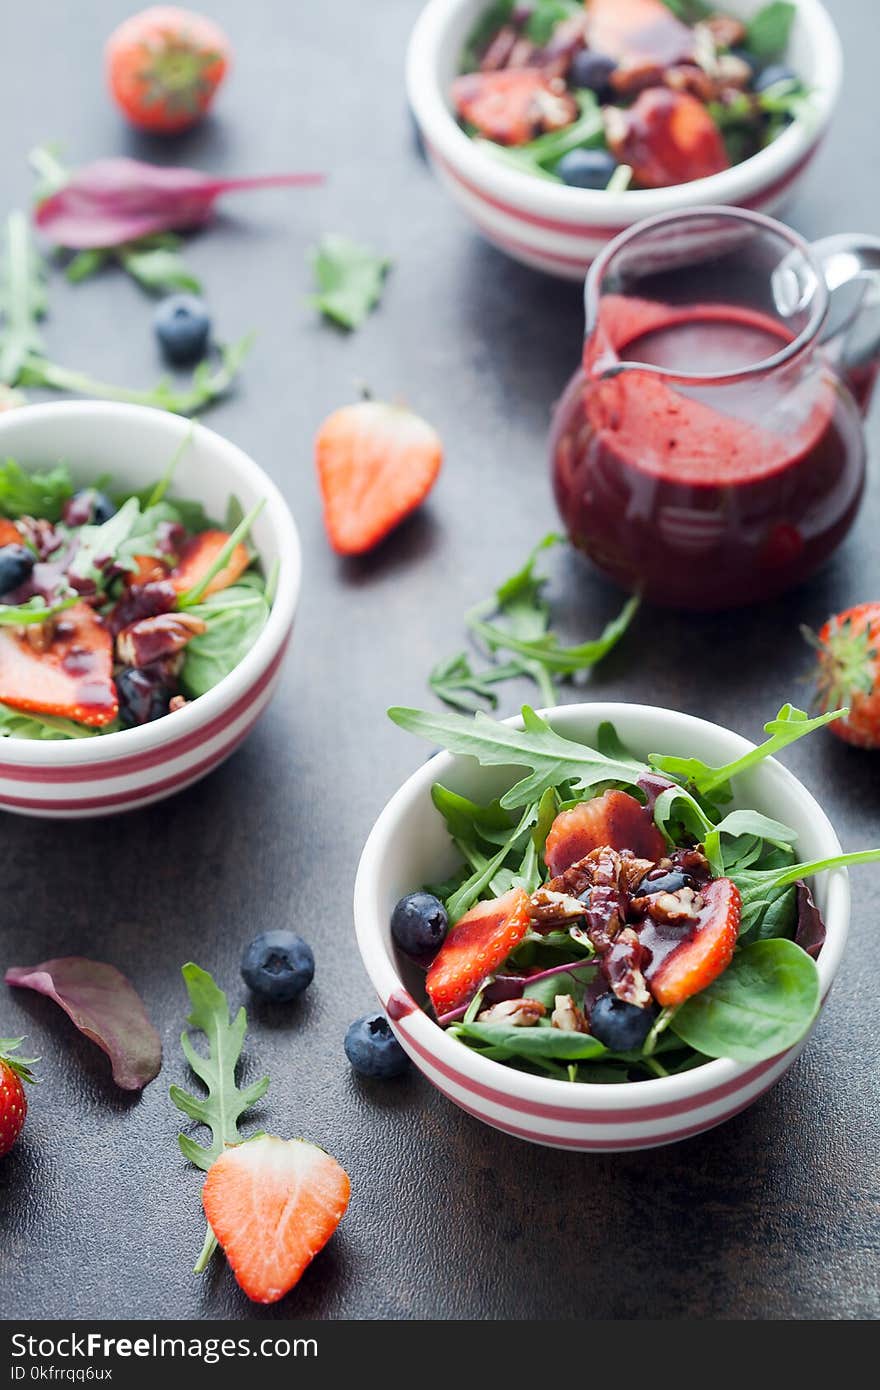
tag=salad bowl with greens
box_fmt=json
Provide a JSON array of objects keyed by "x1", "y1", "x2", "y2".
[
  {"x1": 355, "y1": 700, "x2": 871, "y2": 1150},
  {"x1": 0, "y1": 401, "x2": 300, "y2": 818}
]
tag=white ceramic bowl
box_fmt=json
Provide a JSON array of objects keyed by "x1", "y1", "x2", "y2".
[
  {"x1": 0, "y1": 401, "x2": 300, "y2": 818},
  {"x1": 407, "y1": 0, "x2": 842, "y2": 278},
  {"x1": 355, "y1": 703, "x2": 849, "y2": 1150}
]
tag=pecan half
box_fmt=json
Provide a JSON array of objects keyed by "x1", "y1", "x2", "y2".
[
  {"x1": 22, "y1": 618, "x2": 55, "y2": 652},
  {"x1": 704, "y1": 14, "x2": 747, "y2": 49},
  {"x1": 551, "y1": 994, "x2": 588, "y2": 1033},
  {"x1": 529, "y1": 888, "x2": 588, "y2": 930},
  {"x1": 631, "y1": 886, "x2": 703, "y2": 924},
  {"x1": 605, "y1": 927, "x2": 652, "y2": 1008},
  {"x1": 116, "y1": 612, "x2": 206, "y2": 668},
  {"x1": 618, "y1": 853, "x2": 657, "y2": 894},
  {"x1": 477, "y1": 998, "x2": 546, "y2": 1027}
]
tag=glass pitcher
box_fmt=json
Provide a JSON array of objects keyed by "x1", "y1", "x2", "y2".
[{"x1": 549, "y1": 207, "x2": 880, "y2": 610}]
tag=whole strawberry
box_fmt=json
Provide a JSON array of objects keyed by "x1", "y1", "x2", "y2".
[
  {"x1": 0, "y1": 1039, "x2": 39, "y2": 1157},
  {"x1": 807, "y1": 603, "x2": 880, "y2": 748}
]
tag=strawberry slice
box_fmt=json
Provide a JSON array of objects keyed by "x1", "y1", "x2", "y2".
[
  {"x1": 451, "y1": 69, "x2": 578, "y2": 146},
  {"x1": 544, "y1": 791, "x2": 665, "y2": 876},
  {"x1": 170, "y1": 530, "x2": 249, "y2": 598},
  {"x1": 0, "y1": 519, "x2": 21, "y2": 547},
  {"x1": 426, "y1": 887, "x2": 531, "y2": 1016},
  {"x1": 127, "y1": 553, "x2": 171, "y2": 587},
  {"x1": 587, "y1": 0, "x2": 696, "y2": 70},
  {"x1": 648, "y1": 876, "x2": 741, "y2": 1006},
  {"x1": 605, "y1": 88, "x2": 729, "y2": 188},
  {"x1": 315, "y1": 400, "x2": 442, "y2": 556},
  {"x1": 0, "y1": 601, "x2": 117, "y2": 726},
  {"x1": 202, "y1": 1135, "x2": 351, "y2": 1305}
]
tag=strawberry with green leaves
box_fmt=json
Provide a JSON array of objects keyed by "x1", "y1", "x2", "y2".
[
  {"x1": 105, "y1": 7, "x2": 231, "y2": 135},
  {"x1": 0, "y1": 1038, "x2": 39, "y2": 1157},
  {"x1": 807, "y1": 603, "x2": 880, "y2": 749}
]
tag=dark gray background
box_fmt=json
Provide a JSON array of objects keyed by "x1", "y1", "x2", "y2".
[{"x1": 0, "y1": 0, "x2": 877, "y2": 1321}]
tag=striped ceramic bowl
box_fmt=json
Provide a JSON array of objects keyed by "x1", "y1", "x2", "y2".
[
  {"x1": 354, "y1": 703, "x2": 849, "y2": 1151},
  {"x1": 0, "y1": 402, "x2": 300, "y2": 818},
  {"x1": 407, "y1": 0, "x2": 842, "y2": 280}
]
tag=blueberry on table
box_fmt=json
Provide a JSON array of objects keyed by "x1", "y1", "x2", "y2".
[
  {"x1": 754, "y1": 64, "x2": 798, "y2": 93},
  {"x1": 116, "y1": 667, "x2": 172, "y2": 727},
  {"x1": 241, "y1": 930, "x2": 315, "y2": 1003},
  {"x1": 589, "y1": 993, "x2": 657, "y2": 1052},
  {"x1": 63, "y1": 489, "x2": 117, "y2": 527},
  {"x1": 154, "y1": 294, "x2": 212, "y2": 365},
  {"x1": 556, "y1": 148, "x2": 618, "y2": 190},
  {"x1": 391, "y1": 891, "x2": 448, "y2": 962},
  {"x1": 0, "y1": 543, "x2": 35, "y2": 596},
  {"x1": 568, "y1": 50, "x2": 617, "y2": 98},
  {"x1": 344, "y1": 1013, "x2": 409, "y2": 1078}
]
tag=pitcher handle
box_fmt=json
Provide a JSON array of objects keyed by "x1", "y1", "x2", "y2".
[{"x1": 809, "y1": 233, "x2": 880, "y2": 412}]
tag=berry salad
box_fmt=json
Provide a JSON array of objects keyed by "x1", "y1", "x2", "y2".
[
  {"x1": 453, "y1": 0, "x2": 808, "y2": 189},
  {"x1": 0, "y1": 452, "x2": 272, "y2": 737},
  {"x1": 387, "y1": 701, "x2": 880, "y2": 1082}
]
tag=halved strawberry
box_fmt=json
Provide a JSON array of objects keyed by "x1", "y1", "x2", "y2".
[
  {"x1": 170, "y1": 530, "x2": 249, "y2": 597},
  {"x1": 587, "y1": 0, "x2": 695, "y2": 69},
  {"x1": 426, "y1": 887, "x2": 531, "y2": 1017},
  {"x1": 127, "y1": 553, "x2": 171, "y2": 587},
  {"x1": 544, "y1": 791, "x2": 665, "y2": 877},
  {"x1": 451, "y1": 69, "x2": 578, "y2": 146},
  {"x1": 315, "y1": 400, "x2": 442, "y2": 556},
  {"x1": 202, "y1": 1135, "x2": 351, "y2": 1305},
  {"x1": 0, "y1": 519, "x2": 21, "y2": 547},
  {"x1": 648, "y1": 876, "x2": 741, "y2": 1006},
  {"x1": 0, "y1": 601, "x2": 117, "y2": 726},
  {"x1": 605, "y1": 88, "x2": 729, "y2": 188}
]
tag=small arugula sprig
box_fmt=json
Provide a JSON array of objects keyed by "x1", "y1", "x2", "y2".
[
  {"x1": 309, "y1": 234, "x2": 391, "y2": 331},
  {"x1": 0, "y1": 210, "x2": 251, "y2": 415},
  {"x1": 170, "y1": 963, "x2": 269, "y2": 1274},
  {"x1": 430, "y1": 534, "x2": 638, "y2": 713},
  {"x1": 29, "y1": 146, "x2": 202, "y2": 296}
]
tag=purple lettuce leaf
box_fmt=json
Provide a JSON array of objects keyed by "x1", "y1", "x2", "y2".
[
  {"x1": 794, "y1": 882, "x2": 826, "y2": 959},
  {"x1": 5, "y1": 957, "x2": 161, "y2": 1089}
]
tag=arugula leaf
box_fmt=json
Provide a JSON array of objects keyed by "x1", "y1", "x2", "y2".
[
  {"x1": 446, "y1": 799, "x2": 540, "y2": 921},
  {"x1": 469, "y1": 593, "x2": 638, "y2": 678},
  {"x1": 524, "y1": 0, "x2": 581, "y2": 46},
  {"x1": 169, "y1": 963, "x2": 269, "y2": 1273},
  {"x1": 67, "y1": 497, "x2": 143, "y2": 585},
  {"x1": 649, "y1": 704, "x2": 846, "y2": 796},
  {"x1": 0, "y1": 595, "x2": 77, "y2": 626},
  {"x1": 746, "y1": 1, "x2": 796, "y2": 58},
  {"x1": 180, "y1": 584, "x2": 271, "y2": 698},
  {"x1": 309, "y1": 234, "x2": 391, "y2": 330},
  {"x1": 389, "y1": 703, "x2": 648, "y2": 809},
  {"x1": 703, "y1": 808, "x2": 797, "y2": 876},
  {"x1": 119, "y1": 242, "x2": 202, "y2": 296},
  {"x1": 659, "y1": 0, "x2": 712, "y2": 21},
  {"x1": 671, "y1": 939, "x2": 819, "y2": 1062},
  {"x1": 0, "y1": 210, "x2": 47, "y2": 385},
  {"x1": 461, "y1": 0, "x2": 515, "y2": 70},
  {"x1": 429, "y1": 651, "x2": 526, "y2": 713},
  {"x1": 0, "y1": 702, "x2": 102, "y2": 739},
  {"x1": 0, "y1": 457, "x2": 73, "y2": 520},
  {"x1": 65, "y1": 249, "x2": 110, "y2": 284}
]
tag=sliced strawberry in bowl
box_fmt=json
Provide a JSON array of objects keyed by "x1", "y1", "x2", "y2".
[
  {"x1": 647, "y1": 876, "x2": 741, "y2": 1006},
  {"x1": 0, "y1": 601, "x2": 118, "y2": 727},
  {"x1": 202, "y1": 1135, "x2": 351, "y2": 1305},
  {"x1": 451, "y1": 69, "x2": 578, "y2": 146},
  {"x1": 544, "y1": 790, "x2": 666, "y2": 876},
  {"x1": 426, "y1": 886, "x2": 532, "y2": 1017},
  {"x1": 605, "y1": 89, "x2": 729, "y2": 188},
  {"x1": 171, "y1": 529, "x2": 249, "y2": 597}
]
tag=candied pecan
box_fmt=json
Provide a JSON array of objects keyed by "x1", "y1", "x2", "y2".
[
  {"x1": 507, "y1": 36, "x2": 538, "y2": 67},
  {"x1": 169, "y1": 694, "x2": 189, "y2": 713},
  {"x1": 477, "y1": 998, "x2": 546, "y2": 1027},
  {"x1": 714, "y1": 53, "x2": 753, "y2": 89},
  {"x1": 22, "y1": 618, "x2": 55, "y2": 652},
  {"x1": 604, "y1": 927, "x2": 652, "y2": 1008},
  {"x1": 703, "y1": 14, "x2": 747, "y2": 49},
  {"x1": 664, "y1": 63, "x2": 717, "y2": 101},
  {"x1": 630, "y1": 886, "x2": 703, "y2": 923},
  {"x1": 541, "y1": 16, "x2": 589, "y2": 77},
  {"x1": 551, "y1": 994, "x2": 588, "y2": 1033},
  {"x1": 116, "y1": 612, "x2": 206, "y2": 668},
  {"x1": 618, "y1": 853, "x2": 657, "y2": 894},
  {"x1": 480, "y1": 25, "x2": 518, "y2": 71},
  {"x1": 671, "y1": 847, "x2": 712, "y2": 885},
  {"x1": 611, "y1": 59, "x2": 666, "y2": 96},
  {"x1": 529, "y1": 888, "x2": 588, "y2": 930},
  {"x1": 530, "y1": 77, "x2": 579, "y2": 130},
  {"x1": 107, "y1": 579, "x2": 178, "y2": 637},
  {"x1": 16, "y1": 517, "x2": 62, "y2": 559}
]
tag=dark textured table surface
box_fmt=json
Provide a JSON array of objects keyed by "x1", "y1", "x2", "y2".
[{"x1": 1, "y1": 0, "x2": 878, "y2": 1322}]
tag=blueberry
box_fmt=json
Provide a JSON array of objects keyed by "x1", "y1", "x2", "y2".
[
  {"x1": 0, "y1": 543, "x2": 35, "y2": 596},
  {"x1": 754, "y1": 63, "x2": 798, "y2": 93},
  {"x1": 568, "y1": 49, "x2": 617, "y2": 97},
  {"x1": 344, "y1": 1013, "x2": 410, "y2": 1078},
  {"x1": 556, "y1": 148, "x2": 618, "y2": 190},
  {"x1": 589, "y1": 993, "x2": 657, "y2": 1052},
  {"x1": 63, "y1": 489, "x2": 116, "y2": 527},
  {"x1": 154, "y1": 294, "x2": 211, "y2": 365},
  {"x1": 634, "y1": 870, "x2": 690, "y2": 897},
  {"x1": 241, "y1": 929, "x2": 315, "y2": 1002},
  {"x1": 391, "y1": 891, "x2": 447, "y2": 962},
  {"x1": 116, "y1": 668, "x2": 171, "y2": 727}
]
